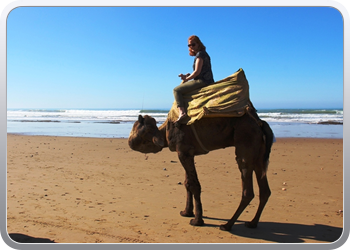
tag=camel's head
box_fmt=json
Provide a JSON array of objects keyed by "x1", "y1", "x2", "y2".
[{"x1": 128, "y1": 115, "x2": 165, "y2": 154}]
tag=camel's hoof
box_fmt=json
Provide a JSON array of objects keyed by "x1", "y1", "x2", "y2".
[
  {"x1": 219, "y1": 224, "x2": 231, "y2": 231},
  {"x1": 245, "y1": 221, "x2": 258, "y2": 228},
  {"x1": 180, "y1": 211, "x2": 194, "y2": 217},
  {"x1": 190, "y1": 218, "x2": 204, "y2": 226}
]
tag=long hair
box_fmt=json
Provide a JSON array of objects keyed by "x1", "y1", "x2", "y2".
[{"x1": 188, "y1": 35, "x2": 206, "y2": 56}]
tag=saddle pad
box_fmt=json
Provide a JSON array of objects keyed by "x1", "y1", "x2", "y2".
[{"x1": 169, "y1": 68, "x2": 253, "y2": 125}]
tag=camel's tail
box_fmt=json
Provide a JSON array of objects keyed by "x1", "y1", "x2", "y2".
[{"x1": 261, "y1": 120, "x2": 274, "y2": 171}]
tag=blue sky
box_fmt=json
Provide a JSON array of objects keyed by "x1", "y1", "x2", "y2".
[{"x1": 7, "y1": 7, "x2": 343, "y2": 110}]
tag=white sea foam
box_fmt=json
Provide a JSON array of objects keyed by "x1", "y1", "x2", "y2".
[
  {"x1": 259, "y1": 113, "x2": 343, "y2": 123},
  {"x1": 7, "y1": 108, "x2": 343, "y2": 124},
  {"x1": 7, "y1": 108, "x2": 343, "y2": 138},
  {"x1": 7, "y1": 109, "x2": 169, "y2": 123}
]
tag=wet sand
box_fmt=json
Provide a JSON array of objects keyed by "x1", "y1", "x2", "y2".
[{"x1": 6, "y1": 134, "x2": 343, "y2": 244}]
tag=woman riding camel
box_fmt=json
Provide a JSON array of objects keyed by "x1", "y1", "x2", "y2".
[{"x1": 174, "y1": 35, "x2": 214, "y2": 122}]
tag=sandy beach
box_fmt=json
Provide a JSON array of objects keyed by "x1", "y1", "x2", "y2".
[{"x1": 6, "y1": 134, "x2": 343, "y2": 244}]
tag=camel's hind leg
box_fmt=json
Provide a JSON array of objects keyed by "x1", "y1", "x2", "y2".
[
  {"x1": 245, "y1": 166, "x2": 271, "y2": 228},
  {"x1": 220, "y1": 156, "x2": 255, "y2": 231},
  {"x1": 220, "y1": 121, "x2": 271, "y2": 231}
]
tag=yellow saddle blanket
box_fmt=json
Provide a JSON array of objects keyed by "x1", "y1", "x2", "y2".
[{"x1": 169, "y1": 68, "x2": 254, "y2": 125}]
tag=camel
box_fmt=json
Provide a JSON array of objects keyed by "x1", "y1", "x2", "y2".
[{"x1": 128, "y1": 109, "x2": 274, "y2": 231}]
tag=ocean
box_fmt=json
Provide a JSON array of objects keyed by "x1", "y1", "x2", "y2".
[{"x1": 7, "y1": 108, "x2": 343, "y2": 139}]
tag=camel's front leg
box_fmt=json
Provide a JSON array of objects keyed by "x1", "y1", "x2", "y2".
[
  {"x1": 180, "y1": 172, "x2": 195, "y2": 217},
  {"x1": 178, "y1": 152, "x2": 204, "y2": 226}
]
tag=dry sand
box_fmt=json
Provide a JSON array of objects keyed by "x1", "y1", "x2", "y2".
[{"x1": 6, "y1": 134, "x2": 343, "y2": 244}]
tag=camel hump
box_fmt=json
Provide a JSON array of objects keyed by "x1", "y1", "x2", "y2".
[{"x1": 245, "y1": 103, "x2": 263, "y2": 127}]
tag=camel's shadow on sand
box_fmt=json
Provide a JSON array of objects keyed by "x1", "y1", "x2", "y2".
[
  {"x1": 7, "y1": 221, "x2": 342, "y2": 244},
  {"x1": 8, "y1": 233, "x2": 55, "y2": 243},
  {"x1": 202, "y1": 216, "x2": 343, "y2": 243}
]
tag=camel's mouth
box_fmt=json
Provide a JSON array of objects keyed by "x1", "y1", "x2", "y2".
[
  {"x1": 128, "y1": 137, "x2": 163, "y2": 154},
  {"x1": 133, "y1": 144, "x2": 163, "y2": 154}
]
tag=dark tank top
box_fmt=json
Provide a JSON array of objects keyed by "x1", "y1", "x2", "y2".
[{"x1": 193, "y1": 50, "x2": 214, "y2": 84}]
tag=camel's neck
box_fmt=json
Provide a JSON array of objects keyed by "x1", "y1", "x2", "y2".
[{"x1": 158, "y1": 120, "x2": 168, "y2": 148}]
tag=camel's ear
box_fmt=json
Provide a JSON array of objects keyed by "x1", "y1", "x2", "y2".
[{"x1": 138, "y1": 115, "x2": 144, "y2": 125}]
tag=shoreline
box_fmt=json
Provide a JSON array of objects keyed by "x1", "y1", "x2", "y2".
[
  {"x1": 7, "y1": 119, "x2": 344, "y2": 139},
  {"x1": 7, "y1": 134, "x2": 343, "y2": 243},
  {"x1": 6, "y1": 132, "x2": 344, "y2": 140}
]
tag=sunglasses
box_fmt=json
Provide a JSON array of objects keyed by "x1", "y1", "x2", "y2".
[{"x1": 188, "y1": 43, "x2": 196, "y2": 47}]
